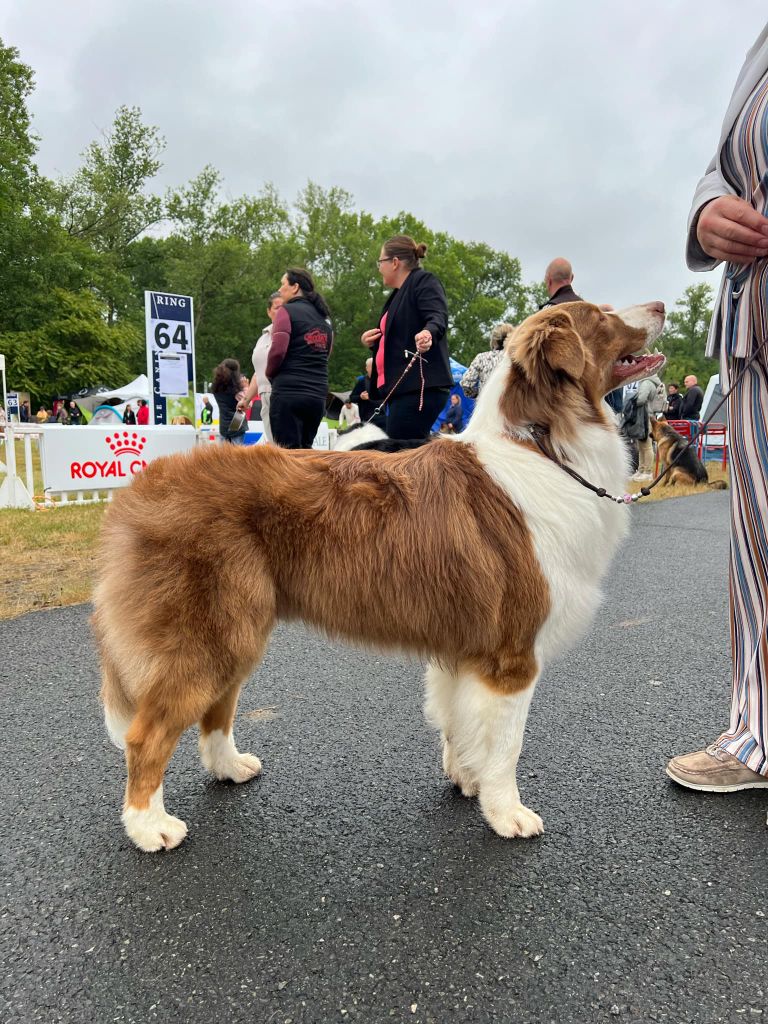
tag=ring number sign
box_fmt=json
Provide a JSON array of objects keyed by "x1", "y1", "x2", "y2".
[
  {"x1": 151, "y1": 318, "x2": 191, "y2": 354},
  {"x1": 144, "y1": 291, "x2": 196, "y2": 420}
]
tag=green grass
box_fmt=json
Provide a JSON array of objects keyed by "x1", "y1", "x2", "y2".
[{"x1": 0, "y1": 503, "x2": 107, "y2": 619}]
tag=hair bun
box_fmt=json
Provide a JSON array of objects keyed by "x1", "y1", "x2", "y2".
[{"x1": 414, "y1": 242, "x2": 428, "y2": 259}]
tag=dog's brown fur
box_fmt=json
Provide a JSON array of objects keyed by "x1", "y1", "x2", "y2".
[
  {"x1": 93, "y1": 441, "x2": 551, "y2": 812},
  {"x1": 649, "y1": 417, "x2": 728, "y2": 489}
]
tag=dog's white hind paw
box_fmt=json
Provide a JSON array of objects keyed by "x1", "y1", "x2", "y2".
[
  {"x1": 123, "y1": 804, "x2": 188, "y2": 853},
  {"x1": 442, "y1": 739, "x2": 478, "y2": 797},
  {"x1": 481, "y1": 798, "x2": 544, "y2": 839}
]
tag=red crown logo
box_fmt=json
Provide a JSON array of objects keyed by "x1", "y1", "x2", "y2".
[{"x1": 105, "y1": 431, "x2": 147, "y2": 456}]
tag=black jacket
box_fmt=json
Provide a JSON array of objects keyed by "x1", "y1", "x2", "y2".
[
  {"x1": 665, "y1": 392, "x2": 684, "y2": 420},
  {"x1": 680, "y1": 385, "x2": 703, "y2": 420},
  {"x1": 540, "y1": 284, "x2": 583, "y2": 308},
  {"x1": 371, "y1": 268, "x2": 452, "y2": 398},
  {"x1": 214, "y1": 387, "x2": 246, "y2": 437},
  {"x1": 267, "y1": 298, "x2": 332, "y2": 397}
]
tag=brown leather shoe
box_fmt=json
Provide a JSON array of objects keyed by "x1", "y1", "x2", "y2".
[{"x1": 666, "y1": 745, "x2": 768, "y2": 792}]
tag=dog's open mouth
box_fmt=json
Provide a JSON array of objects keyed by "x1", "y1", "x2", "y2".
[{"x1": 612, "y1": 350, "x2": 666, "y2": 381}]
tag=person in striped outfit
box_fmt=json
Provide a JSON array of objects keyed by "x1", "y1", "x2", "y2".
[{"x1": 667, "y1": 23, "x2": 768, "y2": 798}]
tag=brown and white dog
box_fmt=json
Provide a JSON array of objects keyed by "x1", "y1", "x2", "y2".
[{"x1": 93, "y1": 301, "x2": 665, "y2": 852}]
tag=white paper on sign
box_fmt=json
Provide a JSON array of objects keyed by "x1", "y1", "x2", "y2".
[{"x1": 158, "y1": 354, "x2": 188, "y2": 397}]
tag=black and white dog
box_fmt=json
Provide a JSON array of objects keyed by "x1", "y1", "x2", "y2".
[{"x1": 332, "y1": 423, "x2": 432, "y2": 453}]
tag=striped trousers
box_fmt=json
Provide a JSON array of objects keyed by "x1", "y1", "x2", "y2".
[{"x1": 718, "y1": 347, "x2": 768, "y2": 775}]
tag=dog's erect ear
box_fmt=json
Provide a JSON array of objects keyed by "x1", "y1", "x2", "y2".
[{"x1": 512, "y1": 308, "x2": 586, "y2": 382}]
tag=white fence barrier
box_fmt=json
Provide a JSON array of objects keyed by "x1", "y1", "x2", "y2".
[
  {"x1": 0, "y1": 421, "x2": 340, "y2": 510},
  {"x1": 0, "y1": 423, "x2": 196, "y2": 509}
]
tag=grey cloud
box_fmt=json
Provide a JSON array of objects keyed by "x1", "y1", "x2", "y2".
[{"x1": 5, "y1": 0, "x2": 767, "y2": 310}]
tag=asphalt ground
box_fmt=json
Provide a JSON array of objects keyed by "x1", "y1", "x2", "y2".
[{"x1": 1, "y1": 490, "x2": 766, "y2": 1024}]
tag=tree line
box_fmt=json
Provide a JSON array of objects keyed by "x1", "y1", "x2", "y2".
[{"x1": 0, "y1": 39, "x2": 717, "y2": 406}]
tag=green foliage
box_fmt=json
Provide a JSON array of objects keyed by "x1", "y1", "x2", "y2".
[
  {"x1": 660, "y1": 283, "x2": 718, "y2": 385},
  {"x1": 0, "y1": 40, "x2": 92, "y2": 336},
  {"x1": 0, "y1": 38, "x2": 37, "y2": 207},
  {"x1": 53, "y1": 105, "x2": 165, "y2": 325},
  {"x1": 1, "y1": 289, "x2": 143, "y2": 402}
]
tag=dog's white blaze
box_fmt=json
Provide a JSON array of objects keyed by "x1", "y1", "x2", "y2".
[
  {"x1": 463, "y1": 358, "x2": 631, "y2": 663},
  {"x1": 468, "y1": 426, "x2": 630, "y2": 662},
  {"x1": 199, "y1": 729, "x2": 262, "y2": 783},
  {"x1": 615, "y1": 303, "x2": 665, "y2": 342},
  {"x1": 122, "y1": 785, "x2": 188, "y2": 853}
]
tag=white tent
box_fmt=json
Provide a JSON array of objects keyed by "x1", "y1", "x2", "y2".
[
  {"x1": 700, "y1": 373, "x2": 726, "y2": 425},
  {"x1": 72, "y1": 374, "x2": 150, "y2": 414}
]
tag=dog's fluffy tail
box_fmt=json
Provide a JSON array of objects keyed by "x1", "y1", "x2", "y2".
[
  {"x1": 92, "y1": 610, "x2": 136, "y2": 750},
  {"x1": 333, "y1": 422, "x2": 388, "y2": 451}
]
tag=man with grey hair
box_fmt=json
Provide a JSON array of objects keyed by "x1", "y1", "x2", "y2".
[{"x1": 540, "y1": 257, "x2": 582, "y2": 307}]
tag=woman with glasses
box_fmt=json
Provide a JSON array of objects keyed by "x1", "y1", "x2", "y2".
[{"x1": 361, "y1": 235, "x2": 452, "y2": 440}]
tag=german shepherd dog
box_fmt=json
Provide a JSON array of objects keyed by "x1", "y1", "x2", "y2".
[{"x1": 650, "y1": 417, "x2": 727, "y2": 489}]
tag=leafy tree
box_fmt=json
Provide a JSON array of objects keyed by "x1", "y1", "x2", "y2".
[
  {"x1": 1, "y1": 289, "x2": 143, "y2": 403},
  {"x1": 0, "y1": 38, "x2": 36, "y2": 208},
  {"x1": 0, "y1": 40, "x2": 89, "y2": 334},
  {"x1": 0, "y1": 41, "x2": 559, "y2": 405},
  {"x1": 660, "y1": 283, "x2": 718, "y2": 385},
  {"x1": 54, "y1": 105, "x2": 165, "y2": 325},
  {"x1": 294, "y1": 183, "x2": 385, "y2": 391},
  {"x1": 164, "y1": 168, "x2": 295, "y2": 377}
]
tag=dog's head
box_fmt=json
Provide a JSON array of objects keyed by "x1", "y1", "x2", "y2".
[
  {"x1": 649, "y1": 416, "x2": 667, "y2": 443},
  {"x1": 501, "y1": 301, "x2": 665, "y2": 441}
]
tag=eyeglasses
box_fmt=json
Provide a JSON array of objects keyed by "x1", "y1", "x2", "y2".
[{"x1": 376, "y1": 257, "x2": 395, "y2": 266}]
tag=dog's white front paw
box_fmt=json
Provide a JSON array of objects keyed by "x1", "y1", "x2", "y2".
[
  {"x1": 442, "y1": 739, "x2": 478, "y2": 797},
  {"x1": 123, "y1": 794, "x2": 188, "y2": 853},
  {"x1": 200, "y1": 730, "x2": 262, "y2": 783},
  {"x1": 480, "y1": 797, "x2": 544, "y2": 839}
]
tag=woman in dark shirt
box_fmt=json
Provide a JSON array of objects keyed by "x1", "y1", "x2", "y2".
[
  {"x1": 212, "y1": 358, "x2": 247, "y2": 444},
  {"x1": 361, "y1": 235, "x2": 452, "y2": 440}
]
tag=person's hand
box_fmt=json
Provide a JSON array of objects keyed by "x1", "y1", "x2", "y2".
[
  {"x1": 415, "y1": 330, "x2": 432, "y2": 353},
  {"x1": 361, "y1": 329, "x2": 381, "y2": 348},
  {"x1": 236, "y1": 397, "x2": 247, "y2": 412},
  {"x1": 360, "y1": 391, "x2": 369, "y2": 402},
  {"x1": 696, "y1": 195, "x2": 768, "y2": 264}
]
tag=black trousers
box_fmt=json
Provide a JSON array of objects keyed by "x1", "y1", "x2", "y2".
[
  {"x1": 386, "y1": 388, "x2": 450, "y2": 440},
  {"x1": 269, "y1": 390, "x2": 325, "y2": 449}
]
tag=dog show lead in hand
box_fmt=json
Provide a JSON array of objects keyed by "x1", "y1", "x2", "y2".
[
  {"x1": 667, "y1": 21, "x2": 768, "y2": 798},
  {"x1": 360, "y1": 235, "x2": 453, "y2": 440}
]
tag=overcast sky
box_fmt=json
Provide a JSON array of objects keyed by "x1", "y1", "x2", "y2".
[{"x1": 4, "y1": 1, "x2": 767, "y2": 311}]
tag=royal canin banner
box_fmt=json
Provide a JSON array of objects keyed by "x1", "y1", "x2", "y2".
[{"x1": 39, "y1": 425, "x2": 196, "y2": 493}]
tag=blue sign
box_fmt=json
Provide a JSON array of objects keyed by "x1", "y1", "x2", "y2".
[{"x1": 144, "y1": 291, "x2": 196, "y2": 425}]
